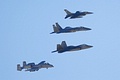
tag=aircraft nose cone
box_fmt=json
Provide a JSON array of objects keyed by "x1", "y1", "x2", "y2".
[
  {"x1": 51, "y1": 65, "x2": 54, "y2": 67},
  {"x1": 87, "y1": 12, "x2": 93, "y2": 14},
  {"x1": 88, "y1": 45, "x2": 93, "y2": 48},
  {"x1": 89, "y1": 28, "x2": 92, "y2": 30},
  {"x1": 87, "y1": 28, "x2": 92, "y2": 30},
  {"x1": 49, "y1": 64, "x2": 54, "y2": 67}
]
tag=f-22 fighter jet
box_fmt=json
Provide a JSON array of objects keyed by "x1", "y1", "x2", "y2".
[
  {"x1": 50, "y1": 23, "x2": 91, "y2": 34},
  {"x1": 64, "y1": 9, "x2": 93, "y2": 19},
  {"x1": 52, "y1": 41, "x2": 93, "y2": 53},
  {"x1": 17, "y1": 61, "x2": 54, "y2": 72}
]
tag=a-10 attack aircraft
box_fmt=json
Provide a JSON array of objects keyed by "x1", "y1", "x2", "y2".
[
  {"x1": 52, "y1": 41, "x2": 93, "y2": 53},
  {"x1": 50, "y1": 23, "x2": 91, "y2": 34},
  {"x1": 64, "y1": 9, "x2": 93, "y2": 19},
  {"x1": 17, "y1": 61, "x2": 54, "y2": 72}
]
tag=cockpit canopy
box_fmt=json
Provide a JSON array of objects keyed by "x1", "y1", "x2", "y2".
[
  {"x1": 75, "y1": 11, "x2": 81, "y2": 14},
  {"x1": 64, "y1": 27, "x2": 71, "y2": 29}
]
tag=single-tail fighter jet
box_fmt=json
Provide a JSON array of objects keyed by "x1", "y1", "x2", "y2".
[
  {"x1": 50, "y1": 23, "x2": 91, "y2": 34},
  {"x1": 52, "y1": 41, "x2": 93, "y2": 53},
  {"x1": 17, "y1": 61, "x2": 54, "y2": 72},
  {"x1": 64, "y1": 9, "x2": 93, "y2": 19}
]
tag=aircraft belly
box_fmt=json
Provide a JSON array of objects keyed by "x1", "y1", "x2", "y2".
[
  {"x1": 70, "y1": 30, "x2": 76, "y2": 32},
  {"x1": 24, "y1": 66, "x2": 31, "y2": 69},
  {"x1": 69, "y1": 48, "x2": 80, "y2": 51},
  {"x1": 78, "y1": 15, "x2": 83, "y2": 17}
]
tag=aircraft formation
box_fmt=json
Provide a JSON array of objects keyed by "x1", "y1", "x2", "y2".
[
  {"x1": 17, "y1": 9, "x2": 93, "y2": 72},
  {"x1": 51, "y1": 9, "x2": 93, "y2": 53}
]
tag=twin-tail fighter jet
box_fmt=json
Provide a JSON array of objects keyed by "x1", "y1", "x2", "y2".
[
  {"x1": 17, "y1": 61, "x2": 54, "y2": 72},
  {"x1": 50, "y1": 23, "x2": 91, "y2": 34},
  {"x1": 64, "y1": 9, "x2": 93, "y2": 19},
  {"x1": 52, "y1": 41, "x2": 93, "y2": 53}
]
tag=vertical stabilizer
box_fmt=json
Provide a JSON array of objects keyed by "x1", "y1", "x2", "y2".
[
  {"x1": 17, "y1": 64, "x2": 22, "y2": 71},
  {"x1": 23, "y1": 61, "x2": 26, "y2": 67},
  {"x1": 61, "y1": 41, "x2": 67, "y2": 48},
  {"x1": 57, "y1": 44, "x2": 63, "y2": 51},
  {"x1": 53, "y1": 25, "x2": 59, "y2": 32},
  {"x1": 55, "y1": 23, "x2": 62, "y2": 30}
]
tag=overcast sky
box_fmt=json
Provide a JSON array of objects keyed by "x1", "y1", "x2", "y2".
[{"x1": 0, "y1": 0, "x2": 120, "y2": 80}]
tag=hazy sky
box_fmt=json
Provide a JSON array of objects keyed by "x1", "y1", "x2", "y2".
[{"x1": 0, "y1": 0, "x2": 120, "y2": 80}]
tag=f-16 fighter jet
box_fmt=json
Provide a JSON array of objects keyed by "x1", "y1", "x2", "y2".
[
  {"x1": 50, "y1": 23, "x2": 91, "y2": 34},
  {"x1": 52, "y1": 41, "x2": 93, "y2": 53},
  {"x1": 17, "y1": 61, "x2": 54, "y2": 72},
  {"x1": 64, "y1": 9, "x2": 93, "y2": 19}
]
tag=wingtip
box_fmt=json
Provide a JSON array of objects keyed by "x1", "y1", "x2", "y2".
[
  {"x1": 51, "y1": 50, "x2": 57, "y2": 53},
  {"x1": 64, "y1": 9, "x2": 67, "y2": 11},
  {"x1": 50, "y1": 32, "x2": 54, "y2": 34},
  {"x1": 50, "y1": 32, "x2": 53, "y2": 34}
]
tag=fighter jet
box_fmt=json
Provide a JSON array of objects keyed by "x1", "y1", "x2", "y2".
[
  {"x1": 64, "y1": 9, "x2": 93, "y2": 19},
  {"x1": 50, "y1": 23, "x2": 91, "y2": 34},
  {"x1": 52, "y1": 41, "x2": 93, "y2": 53},
  {"x1": 17, "y1": 61, "x2": 54, "y2": 72}
]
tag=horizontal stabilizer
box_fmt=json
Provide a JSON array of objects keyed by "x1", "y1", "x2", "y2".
[
  {"x1": 51, "y1": 50, "x2": 57, "y2": 53},
  {"x1": 64, "y1": 9, "x2": 72, "y2": 15}
]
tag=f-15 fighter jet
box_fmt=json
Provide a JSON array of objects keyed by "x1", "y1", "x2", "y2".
[
  {"x1": 17, "y1": 61, "x2": 54, "y2": 72},
  {"x1": 50, "y1": 23, "x2": 91, "y2": 34},
  {"x1": 64, "y1": 9, "x2": 93, "y2": 19},
  {"x1": 52, "y1": 41, "x2": 93, "y2": 53}
]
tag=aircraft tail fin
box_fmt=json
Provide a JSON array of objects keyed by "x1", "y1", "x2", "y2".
[
  {"x1": 61, "y1": 41, "x2": 67, "y2": 48},
  {"x1": 57, "y1": 44, "x2": 63, "y2": 51},
  {"x1": 23, "y1": 61, "x2": 26, "y2": 67},
  {"x1": 53, "y1": 24, "x2": 59, "y2": 32},
  {"x1": 64, "y1": 9, "x2": 72, "y2": 15},
  {"x1": 52, "y1": 43, "x2": 64, "y2": 53},
  {"x1": 17, "y1": 64, "x2": 22, "y2": 71},
  {"x1": 55, "y1": 23, "x2": 62, "y2": 30}
]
